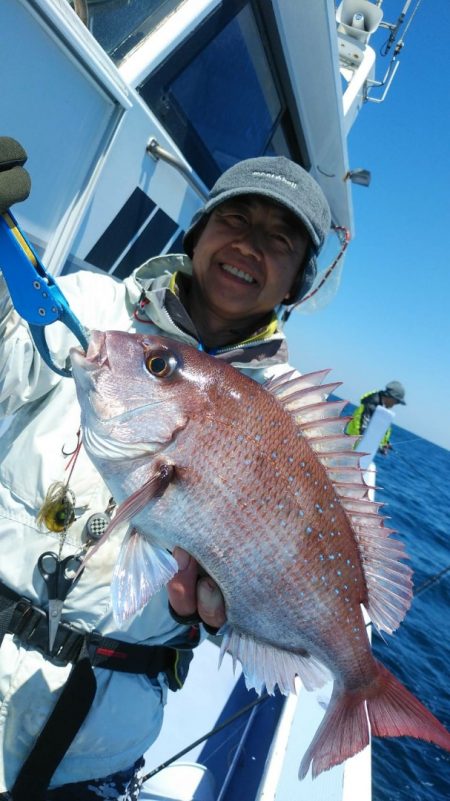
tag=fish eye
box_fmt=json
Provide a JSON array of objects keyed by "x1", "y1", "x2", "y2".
[{"x1": 145, "y1": 351, "x2": 177, "y2": 378}]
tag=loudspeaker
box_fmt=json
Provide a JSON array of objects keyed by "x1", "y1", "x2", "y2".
[{"x1": 336, "y1": 0, "x2": 383, "y2": 44}]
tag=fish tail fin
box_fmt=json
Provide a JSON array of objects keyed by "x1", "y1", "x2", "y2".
[
  {"x1": 367, "y1": 660, "x2": 450, "y2": 750},
  {"x1": 298, "y1": 686, "x2": 369, "y2": 780},
  {"x1": 299, "y1": 659, "x2": 450, "y2": 780}
]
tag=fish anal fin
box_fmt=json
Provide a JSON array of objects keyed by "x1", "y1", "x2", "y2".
[{"x1": 219, "y1": 625, "x2": 331, "y2": 696}]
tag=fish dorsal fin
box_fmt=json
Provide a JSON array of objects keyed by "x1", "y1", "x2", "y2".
[
  {"x1": 265, "y1": 369, "x2": 413, "y2": 635},
  {"x1": 265, "y1": 369, "x2": 351, "y2": 464},
  {"x1": 264, "y1": 368, "x2": 331, "y2": 394}
]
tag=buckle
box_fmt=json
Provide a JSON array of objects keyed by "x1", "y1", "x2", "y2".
[
  {"x1": 9, "y1": 598, "x2": 46, "y2": 640},
  {"x1": 7, "y1": 597, "x2": 84, "y2": 666}
]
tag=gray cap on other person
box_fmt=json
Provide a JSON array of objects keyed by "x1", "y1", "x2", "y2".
[
  {"x1": 384, "y1": 381, "x2": 406, "y2": 405},
  {"x1": 183, "y1": 156, "x2": 331, "y2": 304}
]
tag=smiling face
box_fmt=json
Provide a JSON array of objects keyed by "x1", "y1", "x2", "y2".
[{"x1": 189, "y1": 196, "x2": 310, "y2": 339}]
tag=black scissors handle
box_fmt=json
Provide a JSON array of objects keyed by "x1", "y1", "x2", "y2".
[{"x1": 38, "y1": 550, "x2": 83, "y2": 602}]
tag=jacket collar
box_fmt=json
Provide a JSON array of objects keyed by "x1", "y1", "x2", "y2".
[{"x1": 125, "y1": 254, "x2": 289, "y2": 367}]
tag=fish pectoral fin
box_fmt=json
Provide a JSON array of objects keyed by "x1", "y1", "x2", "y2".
[
  {"x1": 111, "y1": 526, "x2": 178, "y2": 625},
  {"x1": 219, "y1": 625, "x2": 331, "y2": 696},
  {"x1": 75, "y1": 461, "x2": 176, "y2": 578},
  {"x1": 110, "y1": 461, "x2": 175, "y2": 531}
]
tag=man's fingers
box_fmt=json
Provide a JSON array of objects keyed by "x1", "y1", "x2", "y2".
[
  {"x1": 167, "y1": 547, "x2": 198, "y2": 617},
  {"x1": 167, "y1": 547, "x2": 226, "y2": 630},
  {"x1": 197, "y1": 576, "x2": 226, "y2": 630}
]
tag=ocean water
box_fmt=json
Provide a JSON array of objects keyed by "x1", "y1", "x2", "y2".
[{"x1": 369, "y1": 425, "x2": 450, "y2": 800}]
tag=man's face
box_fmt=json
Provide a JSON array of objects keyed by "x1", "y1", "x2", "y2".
[
  {"x1": 383, "y1": 396, "x2": 398, "y2": 409},
  {"x1": 191, "y1": 196, "x2": 310, "y2": 322}
]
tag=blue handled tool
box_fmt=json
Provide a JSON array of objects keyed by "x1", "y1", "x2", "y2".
[
  {"x1": 38, "y1": 550, "x2": 84, "y2": 651},
  {"x1": 0, "y1": 210, "x2": 89, "y2": 376}
]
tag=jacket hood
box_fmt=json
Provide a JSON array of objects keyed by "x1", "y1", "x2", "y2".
[{"x1": 124, "y1": 254, "x2": 289, "y2": 370}]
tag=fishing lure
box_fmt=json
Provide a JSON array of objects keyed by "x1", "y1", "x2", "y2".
[{"x1": 37, "y1": 481, "x2": 76, "y2": 534}]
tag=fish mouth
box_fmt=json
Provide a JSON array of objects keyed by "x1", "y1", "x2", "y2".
[{"x1": 70, "y1": 330, "x2": 109, "y2": 372}]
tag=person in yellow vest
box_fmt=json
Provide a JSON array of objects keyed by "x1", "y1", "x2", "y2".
[{"x1": 346, "y1": 381, "x2": 406, "y2": 455}]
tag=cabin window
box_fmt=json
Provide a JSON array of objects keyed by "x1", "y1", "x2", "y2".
[
  {"x1": 138, "y1": 2, "x2": 297, "y2": 187},
  {"x1": 68, "y1": 0, "x2": 183, "y2": 61}
]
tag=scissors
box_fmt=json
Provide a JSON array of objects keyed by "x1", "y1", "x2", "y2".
[{"x1": 38, "y1": 551, "x2": 84, "y2": 651}]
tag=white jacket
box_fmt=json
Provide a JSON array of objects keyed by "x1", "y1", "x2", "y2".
[{"x1": 0, "y1": 254, "x2": 291, "y2": 789}]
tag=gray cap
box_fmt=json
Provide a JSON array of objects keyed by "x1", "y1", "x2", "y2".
[
  {"x1": 385, "y1": 381, "x2": 406, "y2": 405},
  {"x1": 183, "y1": 156, "x2": 331, "y2": 303}
]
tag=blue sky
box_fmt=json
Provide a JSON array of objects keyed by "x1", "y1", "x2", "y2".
[{"x1": 286, "y1": 1, "x2": 450, "y2": 450}]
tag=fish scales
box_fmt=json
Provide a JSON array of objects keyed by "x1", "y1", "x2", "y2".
[
  {"x1": 172, "y1": 390, "x2": 365, "y2": 664},
  {"x1": 71, "y1": 331, "x2": 450, "y2": 780},
  {"x1": 142, "y1": 373, "x2": 365, "y2": 666}
]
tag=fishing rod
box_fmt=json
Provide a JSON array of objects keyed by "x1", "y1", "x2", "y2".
[
  {"x1": 140, "y1": 691, "x2": 270, "y2": 784},
  {"x1": 367, "y1": 562, "x2": 450, "y2": 634},
  {"x1": 145, "y1": 555, "x2": 450, "y2": 783},
  {"x1": 413, "y1": 563, "x2": 450, "y2": 598}
]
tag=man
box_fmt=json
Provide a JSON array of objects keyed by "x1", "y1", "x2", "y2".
[
  {"x1": 346, "y1": 381, "x2": 406, "y2": 454},
  {"x1": 0, "y1": 138, "x2": 330, "y2": 799}
]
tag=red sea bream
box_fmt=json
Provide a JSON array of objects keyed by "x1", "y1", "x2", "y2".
[{"x1": 70, "y1": 330, "x2": 450, "y2": 778}]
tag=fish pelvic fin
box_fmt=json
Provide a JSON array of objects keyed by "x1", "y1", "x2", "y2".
[
  {"x1": 112, "y1": 526, "x2": 178, "y2": 625},
  {"x1": 299, "y1": 659, "x2": 450, "y2": 780},
  {"x1": 219, "y1": 625, "x2": 331, "y2": 696}
]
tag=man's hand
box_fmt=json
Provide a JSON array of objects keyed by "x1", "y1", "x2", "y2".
[
  {"x1": 379, "y1": 443, "x2": 393, "y2": 455},
  {"x1": 167, "y1": 547, "x2": 226, "y2": 632},
  {"x1": 0, "y1": 137, "x2": 31, "y2": 214}
]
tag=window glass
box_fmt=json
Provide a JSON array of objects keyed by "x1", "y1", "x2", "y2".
[
  {"x1": 169, "y1": 6, "x2": 281, "y2": 171},
  {"x1": 68, "y1": 0, "x2": 182, "y2": 62},
  {"x1": 139, "y1": 3, "x2": 293, "y2": 186}
]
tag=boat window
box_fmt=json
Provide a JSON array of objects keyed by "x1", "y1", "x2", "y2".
[
  {"x1": 68, "y1": 0, "x2": 183, "y2": 62},
  {"x1": 139, "y1": 1, "x2": 297, "y2": 187}
]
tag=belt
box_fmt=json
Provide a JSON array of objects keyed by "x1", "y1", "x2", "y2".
[
  {"x1": 3, "y1": 590, "x2": 174, "y2": 674},
  {"x1": 0, "y1": 580, "x2": 197, "y2": 800}
]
